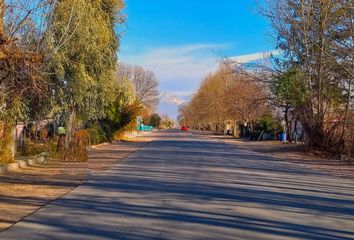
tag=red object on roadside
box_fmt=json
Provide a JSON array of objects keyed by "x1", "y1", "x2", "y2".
[{"x1": 181, "y1": 126, "x2": 188, "y2": 131}]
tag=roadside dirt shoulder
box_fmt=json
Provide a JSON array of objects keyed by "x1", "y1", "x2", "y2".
[
  {"x1": 199, "y1": 133, "x2": 354, "y2": 180},
  {"x1": 0, "y1": 136, "x2": 152, "y2": 231}
]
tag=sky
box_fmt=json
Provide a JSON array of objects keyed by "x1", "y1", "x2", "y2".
[{"x1": 119, "y1": 0, "x2": 276, "y2": 119}]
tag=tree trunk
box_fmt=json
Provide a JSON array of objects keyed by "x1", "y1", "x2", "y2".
[
  {"x1": 284, "y1": 106, "x2": 292, "y2": 143},
  {"x1": 0, "y1": 122, "x2": 16, "y2": 163},
  {"x1": 233, "y1": 120, "x2": 239, "y2": 138},
  {"x1": 65, "y1": 109, "x2": 77, "y2": 150},
  {"x1": 294, "y1": 119, "x2": 298, "y2": 143}
]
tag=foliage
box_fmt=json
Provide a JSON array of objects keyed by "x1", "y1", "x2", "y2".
[
  {"x1": 47, "y1": 0, "x2": 124, "y2": 124},
  {"x1": 254, "y1": 113, "x2": 282, "y2": 133},
  {"x1": 0, "y1": 0, "x2": 50, "y2": 124},
  {"x1": 22, "y1": 136, "x2": 61, "y2": 159},
  {"x1": 65, "y1": 130, "x2": 90, "y2": 162},
  {"x1": 45, "y1": 0, "x2": 127, "y2": 159},
  {"x1": 113, "y1": 100, "x2": 144, "y2": 139},
  {"x1": 160, "y1": 115, "x2": 175, "y2": 129},
  {"x1": 0, "y1": 0, "x2": 162, "y2": 164},
  {"x1": 148, "y1": 113, "x2": 161, "y2": 128},
  {"x1": 263, "y1": 0, "x2": 354, "y2": 152},
  {"x1": 269, "y1": 68, "x2": 307, "y2": 142},
  {"x1": 99, "y1": 77, "x2": 143, "y2": 141},
  {"x1": 0, "y1": 0, "x2": 52, "y2": 162},
  {"x1": 22, "y1": 139, "x2": 48, "y2": 157},
  {"x1": 179, "y1": 65, "x2": 268, "y2": 132},
  {"x1": 118, "y1": 63, "x2": 160, "y2": 112},
  {"x1": 87, "y1": 124, "x2": 107, "y2": 145},
  {"x1": 271, "y1": 68, "x2": 307, "y2": 108}
]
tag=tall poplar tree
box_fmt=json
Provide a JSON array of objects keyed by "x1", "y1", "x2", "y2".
[{"x1": 47, "y1": 0, "x2": 124, "y2": 146}]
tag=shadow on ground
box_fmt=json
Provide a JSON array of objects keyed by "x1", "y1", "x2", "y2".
[{"x1": 2, "y1": 133, "x2": 353, "y2": 240}]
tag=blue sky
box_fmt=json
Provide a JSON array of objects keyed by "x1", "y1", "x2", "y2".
[{"x1": 119, "y1": 0, "x2": 275, "y2": 118}]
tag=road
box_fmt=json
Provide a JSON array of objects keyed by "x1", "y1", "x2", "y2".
[{"x1": 1, "y1": 130, "x2": 354, "y2": 240}]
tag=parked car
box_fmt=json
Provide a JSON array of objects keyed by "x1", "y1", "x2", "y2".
[{"x1": 181, "y1": 126, "x2": 188, "y2": 131}]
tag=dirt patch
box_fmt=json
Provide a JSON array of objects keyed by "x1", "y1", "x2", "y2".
[
  {"x1": 0, "y1": 136, "x2": 151, "y2": 231},
  {"x1": 197, "y1": 133, "x2": 354, "y2": 180}
]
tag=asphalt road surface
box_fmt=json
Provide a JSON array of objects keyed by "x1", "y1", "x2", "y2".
[{"x1": 1, "y1": 130, "x2": 354, "y2": 240}]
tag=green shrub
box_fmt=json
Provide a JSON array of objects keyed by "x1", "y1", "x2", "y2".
[
  {"x1": 47, "y1": 136, "x2": 63, "y2": 159},
  {"x1": 254, "y1": 113, "x2": 282, "y2": 134},
  {"x1": 88, "y1": 124, "x2": 107, "y2": 145},
  {"x1": 0, "y1": 148, "x2": 13, "y2": 164},
  {"x1": 22, "y1": 139, "x2": 48, "y2": 156},
  {"x1": 22, "y1": 136, "x2": 62, "y2": 159}
]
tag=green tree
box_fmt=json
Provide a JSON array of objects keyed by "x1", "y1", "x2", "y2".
[
  {"x1": 271, "y1": 68, "x2": 307, "y2": 142},
  {"x1": 149, "y1": 113, "x2": 161, "y2": 128},
  {"x1": 160, "y1": 116, "x2": 174, "y2": 129},
  {"x1": 263, "y1": 0, "x2": 353, "y2": 151},
  {"x1": 47, "y1": 0, "x2": 124, "y2": 148},
  {"x1": 98, "y1": 76, "x2": 138, "y2": 141}
]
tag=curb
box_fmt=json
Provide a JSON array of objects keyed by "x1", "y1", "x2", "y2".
[
  {"x1": 1, "y1": 131, "x2": 156, "y2": 173},
  {"x1": 89, "y1": 131, "x2": 154, "y2": 150},
  {"x1": 0, "y1": 158, "x2": 42, "y2": 174}
]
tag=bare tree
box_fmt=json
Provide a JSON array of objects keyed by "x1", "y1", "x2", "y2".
[
  {"x1": 118, "y1": 63, "x2": 159, "y2": 112},
  {"x1": 0, "y1": 0, "x2": 53, "y2": 162}
]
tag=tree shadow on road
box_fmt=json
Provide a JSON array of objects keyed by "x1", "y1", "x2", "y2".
[{"x1": 2, "y1": 138, "x2": 354, "y2": 240}]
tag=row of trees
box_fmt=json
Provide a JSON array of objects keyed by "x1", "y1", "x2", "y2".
[
  {"x1": 178, "y1": 66, "x2": 269, "y2": 136},
  {"x1": 141, "y1": 113, "x2": 175, "y2": 130},
  {"x1": 179, "y1": 0, "x2": 354, "y2": 156},
  {"x1": 0, "y1": 0, "x2": 159, "y2": 163}
]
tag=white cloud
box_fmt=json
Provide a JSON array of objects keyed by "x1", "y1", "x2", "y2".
[
  {"x1": 160, "y1": 91, "x2": 192, "y2": 106},
  {"x1": 229, "y1": 50, "x2": 281, "y2": 63},
  {"x1": 120, "y1": 43, "x2": 226, "y2": 89},
  {"x1": 160, "y1": 92, "x2": 185, "y2": 105},
  {"x1": 121, "y1": 45, "x2": 279, "y2": 118},
  {"x1": 121, "y1": 46, "x2": 280, "y2": 92}
]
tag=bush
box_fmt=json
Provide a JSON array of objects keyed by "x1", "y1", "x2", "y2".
[
  {"x1": 21, "y1": 136, "x2": 62, "y2": 159},
  {"x1": 65, "y1": 129, "x2": 90, "y2": 162},
  {"x1": 254, "y1": 114, "x2": 282, "y2": 134},
  {"x1": 22, "y1": 139, "x2": 47, "y2": 156},
  {"x1": 39, "y1": 128, "x2": 48, "y2": 142},
  {"x1": 249, "y1": 114, "x2": 283, "y2": 141},
  {"x1": 88, "y1": 125, "x2": 107, "y2": 145},
  {"x1": 250, "y1": 130, "x2": 263, "y2": 140}
]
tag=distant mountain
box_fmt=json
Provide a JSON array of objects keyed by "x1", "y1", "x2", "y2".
[
  {"x1": 158, "y1": 92, "x2": 191, "y2": 120},
  {"x1": 160, "y1": 92, "x2": 186, "y2": 105}
]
